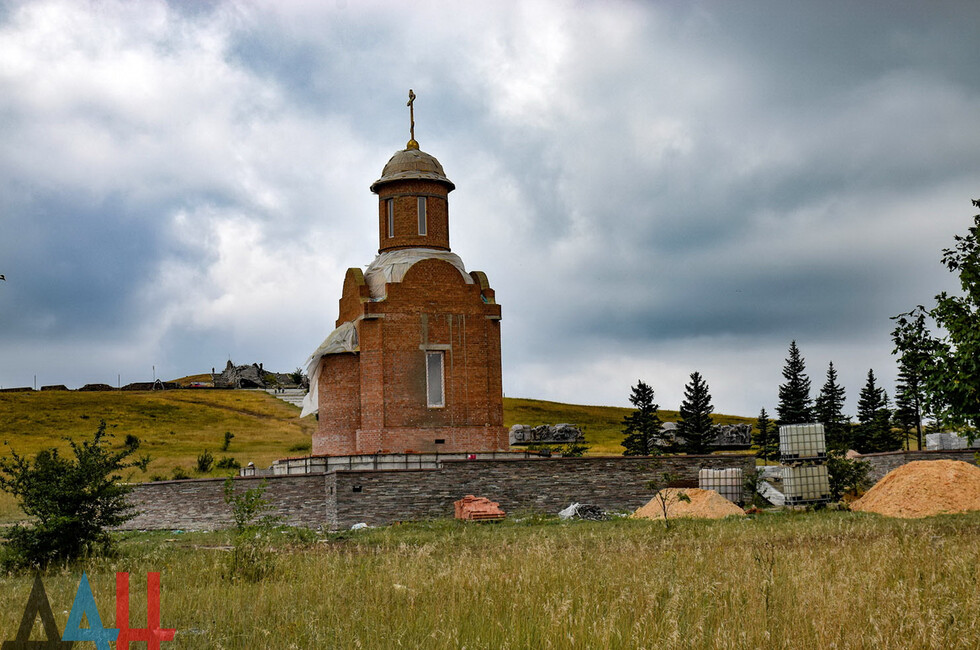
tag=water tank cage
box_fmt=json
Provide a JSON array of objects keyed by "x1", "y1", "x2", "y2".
[
  {"x1": 779, "y1": 423, "x2": 827, "y2": 462},
  {"x1": 782, "y1": 465, "x2": 830, "y2": 505},
  {"x1": 698, "y1": 468, "x2": 744, "y2": 505}
]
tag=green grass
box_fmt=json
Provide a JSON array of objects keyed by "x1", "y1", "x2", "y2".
[
  {"x1": 503, "y1": 396, "x2": 754, "y2": 455},
  {"x1": 0, "y1": 511, "x2": 978, "y2": 648}
]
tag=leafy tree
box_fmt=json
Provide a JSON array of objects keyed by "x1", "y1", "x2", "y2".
[
  {"x1": 677, "y1": 371, "x2": 715, "y2": 454},
  {"x1": 814, "y1": 361, "x2": 850, "y2": 451},
  {"x1": 853, "y1": 370, "x2": 898, "y2": 453},
  {"x1": 892, "y1": 200, "x2": 980, "y2": 440},
  {"x1": 752, "y1": 408, "x2": 779, "y2": 464},
  {"x1": 0, "y1": 420, "x2": 139, "y2": 567},
  {"x1": 777, "y1": 341, "x2": 813, "y2": 425},
  {"x1": 621, "y1": 380, "x2": 664, "y2": 456}
]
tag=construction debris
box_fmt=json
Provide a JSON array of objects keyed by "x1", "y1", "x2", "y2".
[
  {"x1": 454, "y1": 495, "x2": 505, "y2": 522},
  {"x1": 632, "y1": 488, "x2": 746, "y2": 520},
  {"x1": 850, "y1": 460, "x2": 980, "y2": 518},
  {"x1": 558, "y1": 503, "x2": 607, "y2": 521}
]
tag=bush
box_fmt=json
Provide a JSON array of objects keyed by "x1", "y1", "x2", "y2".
[
  {"x1": 197, "y1": 449, "x2": 215, "y2": 473},
  {"x1": 134, "y1": 453, "x2": 152, "y2": 472},
  {"x1": 171, "y1": 467, "x2": 190, "y2": 480},
  {"x1": 288, "y1": 442, "x2": 311, "y2": 453},
  {"x1": 222, "y1": 431, "x2": 235, "y2": 452},
  {"x1": 0, "y1": 420, "x2": 139, "y2": 568},
  {"x1": 216, "y1": 456, "x2": 241, "y2": 470},
  {"x1": 827, "y1": 452, "x2": 872, "y2": 501},
  {"x1": 223, "y1": 478, "x2": 281, "y2": 582}
]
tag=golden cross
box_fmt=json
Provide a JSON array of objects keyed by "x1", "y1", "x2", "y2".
[{"x1": 406, "y1": 89, "x2": 418, "y2": 149}]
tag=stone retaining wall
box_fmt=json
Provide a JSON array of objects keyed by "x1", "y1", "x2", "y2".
[
  {"x1": 855, "y1": 449, "x2": 979, "y2": 483},
  {"x1": 329, "y1": 455, "x2": 756, "y2": 530},
  {"x1": 123, "y1": 454, "x2": 756, "y2": 531},
  {"x1": 123, "y1": 474, "x2": 329, "y2": 530}
]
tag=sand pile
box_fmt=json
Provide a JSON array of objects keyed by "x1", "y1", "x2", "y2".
[
  {"x1": 851, "y1": 460, "x2": 980, "y2": 518},
  {"x1": 632, "y1": 488, "x2": 745, "y2": 520}
]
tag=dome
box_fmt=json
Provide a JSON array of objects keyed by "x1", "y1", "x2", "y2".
[{"x1": 370, "y1": 148, "x2": 455, "y2": 193}]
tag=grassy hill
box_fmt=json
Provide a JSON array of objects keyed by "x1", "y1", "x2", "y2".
[
  {"x1": 0, "y1": 389, "x2": 315, "y2": 480},
  {"x1": 0, "y1": 390, "x2": 754, "y2": 468}
]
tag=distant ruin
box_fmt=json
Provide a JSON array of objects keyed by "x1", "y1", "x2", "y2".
[
  {"x1": 656, "y1": 422, "x2": 752, "y2": 450},
  {"x1": 212, "y1": 360, "x2": 305, "y2": 390},
  {"x1": 509, "y1": 423, "x2": 585, "y2": 446}
]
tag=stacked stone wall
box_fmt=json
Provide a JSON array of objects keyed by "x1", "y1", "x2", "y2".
[
  {"x1": 122, "y1": 475, "x2": 329, "y2": 531},
  {"x1": 123, "y1": 455, "x2": 755, "y2": 531}
]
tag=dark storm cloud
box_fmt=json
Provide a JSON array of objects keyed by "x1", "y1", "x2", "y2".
[{"x1": 0, "y1": 193, "x2": 161, "y2": 339}]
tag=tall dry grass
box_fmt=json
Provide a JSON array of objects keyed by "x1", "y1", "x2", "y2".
[{"x1": 0, "y1": 511, "x2": 977, "y2": 648}]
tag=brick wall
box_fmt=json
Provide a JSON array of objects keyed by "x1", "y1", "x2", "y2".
[
  {"x1": 122, "y1": 455, "x2": 755, "y2": 531},
  {"x1": 316, "y1": 256, "x2": 506, "y2": 456},
  {"x1": 376, "y1": 179, "x2": 450, "y2": 252},
  {"x1": 855, "y1": 449, "x2": 979, "y2": 482}
]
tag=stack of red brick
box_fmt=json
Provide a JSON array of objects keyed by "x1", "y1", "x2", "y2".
[{"x1": 454, "y1": 495, "x2": 505, "y2": 521}]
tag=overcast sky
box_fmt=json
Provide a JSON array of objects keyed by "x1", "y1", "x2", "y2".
[{"x1": 1, "y1": 0, "x2": 978, "y2": 418}]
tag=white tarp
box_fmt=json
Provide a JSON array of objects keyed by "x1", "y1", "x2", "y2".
[
  {"x1": 300, "y1": 321, "x2": 359, "y2": 417},
  {"x1": 364, "y1": 248, "x2": 472, "y2": 300}
]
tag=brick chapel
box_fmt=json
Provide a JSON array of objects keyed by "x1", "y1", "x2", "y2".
[{"x1": 301, "y1": 92, "x2": 507, "y2": 455}]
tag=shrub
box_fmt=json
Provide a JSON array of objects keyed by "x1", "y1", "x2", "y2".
[
  {"x1": 0, "y1": 420, "x2": 139, "y2": 567},
  {"x1": 221, "y1": 431, "x2": 235, "y2": 452},
  {"x1": 171, "y1": 467, "x2": 190, "y2": 480},
  {"x1": 288, "y1": 442, "x2": 312, "y2": 453},
  {"x1": 134, "y1": 453, "x2": 153, "y2": 472},
  {"x1": 196, "y1": 449, "x2": 214, "y2": 473},
  {"x1": 223, "y1": 478, "x2": 281, "y2": 582},
  {"x1": 827, "y1": 452, "x2": 872, "y2": 501},
  {"x1": 216, "y1": 456, "x2": 241, "y2": 470}
]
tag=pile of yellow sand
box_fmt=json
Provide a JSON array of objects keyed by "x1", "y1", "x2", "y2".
[
  {"x1": 851, "y1": 460, "x2": 980, "y2": 518},
  {"x1": 632, "y1": 488, "x2": 745, "y2": 520}
]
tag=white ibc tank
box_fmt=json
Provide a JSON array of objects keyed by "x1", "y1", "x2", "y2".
[
  {"x1": 782, "y1": 465, "x2": 830, "y2": 504},
  {"x1": 698, "y1": 468, "x2": 744, "y2": 504},
  {"x1": 779, "y1": 423, "x2": 827, "y2": 460}
]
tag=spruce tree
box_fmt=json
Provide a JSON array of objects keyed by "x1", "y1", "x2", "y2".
[
  {"x1": 893, "y1": 361, "x2": 925, "y2": 450},
  {"x1": 677, "y1": 371, "x2": 715, "y2": 454},
  {"x1": 753, "y1": 407, "x2": 778, "y2": 464},
  {"x1": 777, "y1": 340, "x2": 813, "y2": 425},
  {"x1": 854, "y1": 370, "x2": 898, "y2": 453},
  {"x1": 814, "y1": 361, "x2": 850, "y2": 451},
  {"x1": 621, "y1": 380, "x2": 663, "y2": 456}
]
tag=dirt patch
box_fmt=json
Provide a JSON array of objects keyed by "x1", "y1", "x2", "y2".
[
  {"x1": 851, "y1": 459, "x2": 980, "y2": 518},
  {"x1": 632, "y1": 488, "x2": 745, "y2": 520}
]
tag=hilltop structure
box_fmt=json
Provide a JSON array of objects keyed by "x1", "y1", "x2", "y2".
[{"x1": 302, "y1": 91, "x2": 507, "y2": 455}]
